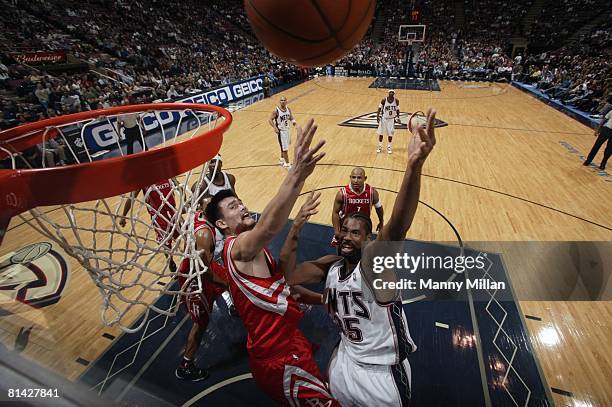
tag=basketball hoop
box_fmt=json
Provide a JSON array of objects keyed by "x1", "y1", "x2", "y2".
[{"x1": 0, "y1": 103, "x2": 232, "y2": 332}]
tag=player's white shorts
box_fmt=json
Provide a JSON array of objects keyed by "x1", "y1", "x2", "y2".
[
  {"x1": 329, "y1": 343, "x2": 412, "y2": 406},
  {"x1": 277, "y1": 129, "x2": 290, "y2": 152},
  {"x1": 377, "y1": 118, "x2": 396, "y2": 136}
]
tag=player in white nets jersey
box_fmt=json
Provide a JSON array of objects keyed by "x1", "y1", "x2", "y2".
[
  {"x1": 268, "y1": 96, "x2": 296, "y2": 168},
  {"x1": 281, "y1": 109, "x2": 438, "y2": 406},
  {"x1": 377, "y1": 89, "x2": 401, "y2": 154},
  {"x1": 194, "y1": 154, "x2": 237, "y2": 211}
]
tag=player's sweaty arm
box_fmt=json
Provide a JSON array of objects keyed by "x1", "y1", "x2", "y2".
[
  {"x1": 376, "y1": 99, "x2": 384, "y2": 122},
  {"x1": 378, "y1": 109, "x2": 437, "y2": 241},
  {"x1": 290, "y1": 285, "x2": 323, "y2": 305},
  {"x1": 233, "y1": 119, "x2": 325, "y2": 261},
  {"x1": 194, "y1": 228, "x2": 227, "y2": 287},
  {"x1": 281, "y1": 191, "x2": 341, "y2": 285}
]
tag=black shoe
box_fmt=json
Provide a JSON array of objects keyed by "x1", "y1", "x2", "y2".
[
  {"x1": 175, "y1": 365, "x2": 209, "y2": 381},
  {"x1": 599, "y1": 164, "x2": 606, "y2": 170},
  {"x1": 583, "y1": 160, "x2": 591, "y2": 166}
]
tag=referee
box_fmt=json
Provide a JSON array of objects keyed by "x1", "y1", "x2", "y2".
[
  {"x1": 119, "y1": 112, "x2": 146, "y2": 155},
  {"x1": 584, "y1": 98, "x2": 612, "y2": 171}
]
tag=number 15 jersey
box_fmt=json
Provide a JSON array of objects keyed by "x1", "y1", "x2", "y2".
[{"x1": 324, "y1": 259, "x2": 417, "y2": 365}]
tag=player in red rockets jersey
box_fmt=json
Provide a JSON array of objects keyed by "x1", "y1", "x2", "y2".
[
  {"x1": 175, "y1": 210, "x2": 229, "y2": 381},
  {"x1": 331, "y1": 167, "x2": 384, "y2": 247},
  {"x1": 120, "y1": 178, "x2": 179, "y2": 271},
  {"x1": 205, "y1": 119, "x2": 339, "y2": 406}
]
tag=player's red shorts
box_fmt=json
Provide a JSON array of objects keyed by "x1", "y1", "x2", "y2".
[
  {"x1": 249, "y1": 330, "x2": 339, "y2": 406},
  {"x1": 178, "y1": 259, "x2": 226, "y2": 326}
]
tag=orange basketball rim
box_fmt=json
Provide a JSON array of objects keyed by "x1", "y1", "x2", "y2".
[{"x1": 0, "y1": 103, "x2": 232, "y2": 244}]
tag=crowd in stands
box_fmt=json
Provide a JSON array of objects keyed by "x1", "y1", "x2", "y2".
[
  {"x1": 463, "y1": 0, "x2": 532, "y2": 40},
  {"x1": 513, "y1": 26, "x2": 610, "y2": 114},
  {"x1": 339, "y1": 0, "x2": 515, "y2": 81},
  {"x1": 527, "y1": 0, "x2": 609, "y2": 48},
  {"x1": 0, "y1": 0, "x2": 304, "y2": 135},
  {"x1": 1, "y1": 0, "x2": 609, "y2": 154}
]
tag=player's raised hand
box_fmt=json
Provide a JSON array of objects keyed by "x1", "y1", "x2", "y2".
[
  {"x1": 291, "y1": 118, "x2": 325, "y2": 181},
  {"x1": 294, "y1": 191, "x2": 321, "y2": 228},
  {"x1": 408, "y1": 108, "x2": 437, "y2": 166}
]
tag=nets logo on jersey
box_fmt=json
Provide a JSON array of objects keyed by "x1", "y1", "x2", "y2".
[
  {"x1": 0, "y1": 242, "x2": 70, "y2": 311},
  {"x1": 338, "y1": 112, "x2": 448, "y2": 130}
]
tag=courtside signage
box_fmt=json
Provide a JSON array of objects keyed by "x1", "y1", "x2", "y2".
[{"x1": 61, "y1": 76, "x2": 265, "y2": 154}]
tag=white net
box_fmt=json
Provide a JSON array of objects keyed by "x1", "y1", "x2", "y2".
[{"x1": 2, "y1": 106, "x2": 226, "y2": 332}]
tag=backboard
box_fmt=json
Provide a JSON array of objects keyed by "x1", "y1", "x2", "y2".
[{"x1": 398, "y1": 24, "x2": 426, "y2": 43}]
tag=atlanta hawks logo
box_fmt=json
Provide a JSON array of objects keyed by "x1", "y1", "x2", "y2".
[
  {"x1": 338, "y1": 112, "x2": 448, "y2": 130},
  {"x1": 0, "y1": 242, "x2": 70, "y2": 310}
]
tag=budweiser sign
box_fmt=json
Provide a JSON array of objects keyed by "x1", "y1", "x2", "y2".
[{"x1": 13, "y1": 51, "x2": 67, "y2": 65}]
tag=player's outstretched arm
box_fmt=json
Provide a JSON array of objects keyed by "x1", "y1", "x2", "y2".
[
  {"x1": 280, "y1": 191, "x2": 320, "y2": 278},
  {"x1": 280, "y1": 191, "x2": 340, "y2": 285},
  {"x1": 290, "y1": 285, "x2": 323, "y2": 305},
  {"x1": 378, "y1": 109, "x2": 436, "y2": 241},
  {"x1": 286, "y1": 256, "x2": 340, "y2": 285},
  {"x1": 233, "y1": 119, "x2": 325, "y2": 261}
]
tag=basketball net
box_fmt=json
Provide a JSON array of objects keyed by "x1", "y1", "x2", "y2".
[{"x1": 0, "y1": 104, "x2": 230, "y2": 333}]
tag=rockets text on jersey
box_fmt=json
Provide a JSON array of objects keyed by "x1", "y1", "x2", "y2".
[{"x1": 340, "y1": 183, "x2": 373, "y2": 219}]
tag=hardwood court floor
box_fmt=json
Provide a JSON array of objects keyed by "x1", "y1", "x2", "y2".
[{"x1": 1, "y1": 77, "x2": 610, "y2": 405}]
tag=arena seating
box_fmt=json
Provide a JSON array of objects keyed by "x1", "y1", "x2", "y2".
[{"x1": 0, "y1": 0, "x2": 609, "y2": 138}]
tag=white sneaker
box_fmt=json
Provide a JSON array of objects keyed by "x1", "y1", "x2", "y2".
[
  {"x1": 284, "y1": 162, "x2": 291, "y2": 170},
  {"x1": 387, "y1": 145, "x2": 392, "y2": 154},
  {"x1": 279, "y1": 158, "x2": 286, "y2": 167},
  {"x1": 376, "y1": 145, "x2": 382, "y2": 153}
]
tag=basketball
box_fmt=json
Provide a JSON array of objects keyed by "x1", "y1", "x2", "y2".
[{"x1": 244, "y1": 0, "x2": 376, "y2": 66}]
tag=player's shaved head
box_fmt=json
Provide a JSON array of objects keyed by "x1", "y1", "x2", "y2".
[
  {"x1": 351, "y1": 167, "x2": 365, "y2": 177},
  {"x1": 349, "y1": 167, "x2": 366, "y2": 193}
]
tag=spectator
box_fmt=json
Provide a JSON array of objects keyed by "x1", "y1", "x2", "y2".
[{"x1": 166, "y1": 84, "x2": 179, "y2": 99}]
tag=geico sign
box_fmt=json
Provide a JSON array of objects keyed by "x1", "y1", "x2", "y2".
[
  {"x1": 232, "y1": 78, "x2": 263, "y2": 98},
  {"x1": 204, "y1": 86, "x2": 232, "y2": 105}
]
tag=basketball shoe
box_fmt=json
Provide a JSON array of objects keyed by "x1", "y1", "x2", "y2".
[{"x1": 175, "y1": 361, "x2": 209, "y2": 381}]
